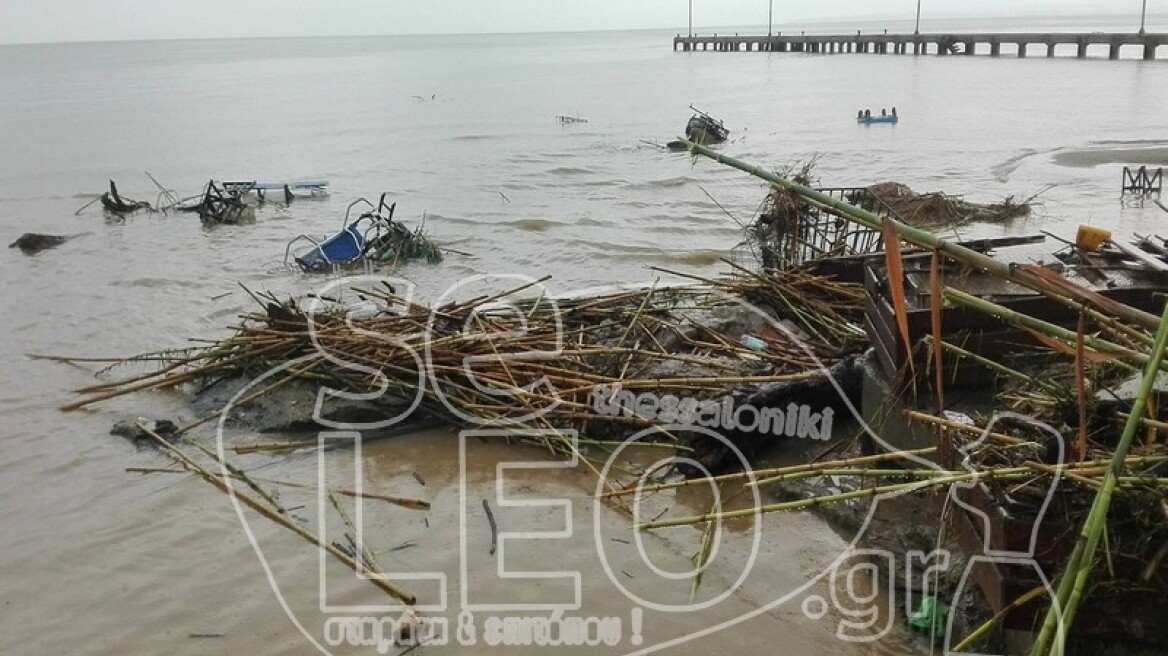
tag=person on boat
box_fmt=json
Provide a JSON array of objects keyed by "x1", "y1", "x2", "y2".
[
  {"x1": 892, "y1": 107, "x2": 898, "y2": 117},
  {"x1": 881, "y1": 108, "x2": 887, "y2": 116},
  {"x1": 864, "y1": 109, "x2": 871, "y2": 119},
  {"x1": 857, "y1": 110, "x2": 863, "y2": 119}
]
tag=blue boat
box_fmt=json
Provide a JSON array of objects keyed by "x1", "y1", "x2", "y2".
[{"x1": 857, "y1": 111, "x2": 898, "y2": 125}]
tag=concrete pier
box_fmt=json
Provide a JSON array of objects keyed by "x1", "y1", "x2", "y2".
[{"x1": 673, "y1": 31, "x2": 1166, "y2": 60}]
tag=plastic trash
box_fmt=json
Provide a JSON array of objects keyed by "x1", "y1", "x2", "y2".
[
  {"x1": 740, "y1": 335, "x2": 766, "y2": 351},
  {"x1": 906, "y1": 595, "x2": 949, "y2": 634}
]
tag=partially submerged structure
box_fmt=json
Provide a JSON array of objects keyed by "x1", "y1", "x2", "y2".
[
  {"x1": 284, "y1": 193, "x2": 442, "y2": 272},
  {"x1": 99, "y1": 180, "x2": 152, "y2": 216},
  {"x1": 177, "y1": 179, "x2": 256, "y2": 225},
  {"x1": 693, "y1": 141, "x2": 1168, "y2": 654},
  {"x1": 684, "y1": 106, "x2": 729, "y2": 145}
]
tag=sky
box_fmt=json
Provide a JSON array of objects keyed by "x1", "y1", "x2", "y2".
[{"x1": 0, "y1": 0, "x2": 1149, "y2": 45}]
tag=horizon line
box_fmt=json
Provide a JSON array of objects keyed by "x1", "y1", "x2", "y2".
[{"x1": 0, "y1": 9, "x2": 1162, "y2": 48}]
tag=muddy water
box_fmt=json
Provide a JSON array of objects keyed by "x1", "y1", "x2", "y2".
[{"x1": 3, "y1": 22, "x2": 1168, "y2": 655}]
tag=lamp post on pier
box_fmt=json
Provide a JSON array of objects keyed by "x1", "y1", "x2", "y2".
[
  {"x1": 1140, "y1": 0, "x2": 1148, "y2": 34},
  {"x1": 768, "y1": 0, "x2": 774, "y2": 37},
  {"x1": 688, "y1": 0, "x2": 693, "y2": 37},
  {"x1": 914, "y1": 0, "x2": 922, "y2": 34}
]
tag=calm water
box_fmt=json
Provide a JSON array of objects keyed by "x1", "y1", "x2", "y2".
[{"x1": 2, "y1": 22, "x2": 1168, "y2": 655}]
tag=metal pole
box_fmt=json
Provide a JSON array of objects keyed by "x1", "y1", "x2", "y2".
[
  {"x1": 1140, "y1": 0, "x2": 1148, "y2": 34},
  {"x1": 768, "y1": 0, "x2": 773, "y2": 37},
  {"x1": 689, "y1": 0, "x2": 693, "y2": 37},
  {"x1": 915, "y1": 0, "x2": 922, "y2": 35}
]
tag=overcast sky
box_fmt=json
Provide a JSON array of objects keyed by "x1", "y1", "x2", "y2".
[{"x1": 0, "y1": 0, "x2": 1148, "y2": 45}]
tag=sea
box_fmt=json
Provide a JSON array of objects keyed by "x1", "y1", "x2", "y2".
[{"x1": 1, "y1": 15, "x2": 1167, "y2": 655}]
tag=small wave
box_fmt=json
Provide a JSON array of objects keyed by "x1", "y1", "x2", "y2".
[
  {"x1": 641, "y1": 176, "x2": 694, "y2": 189},
  {"x1": 656, "y1": 249, "x2": 727, "y2": 267},
  {"x1": 108, "y1": 277, "x2": 207, "y2": 289},
  {"x1": 546, "y1": 166, "x2": 597, "y2": 176},
  {"x1": 990, "y1": 148, "x2": 1040, "y2": 182},
  {"x1": 509, "y1": 218, "x2": 557, "y2": 232},
  {"x1": 451, "y1": 134, "x2": 496, "y2": 142}
]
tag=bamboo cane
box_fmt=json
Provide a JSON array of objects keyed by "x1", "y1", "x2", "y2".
[
  {"x1": 943, "y1": 288, "x2": 1145, "y2": 366},
  {"x1": 602, "y1": 447, "x2": 936, "y2": 498},
  {"x1": 678, "y1": 139, "x2": 1160, "y2": 330},
  {"x1": 952, "y1": 586, "x2": 1046, "y2": 652},
  {"x1": 638, "y1": 468, "x2": 1026, "y2": 530},
  {"x1": 136, "y1": 424, "x2": 415, "y2": 604},
  {"x1": 1030, "y1": 297, "x2": 1168, "y2": 656}
]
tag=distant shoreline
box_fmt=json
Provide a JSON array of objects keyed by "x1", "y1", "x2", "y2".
[{"x1": 1, "y1": 11, "x2": 1166, "y2": 48}]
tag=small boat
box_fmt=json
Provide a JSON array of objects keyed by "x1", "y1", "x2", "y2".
[
  {"x1": 857, "y1": 112, "x2": 899, "y2": 125},
  {"x1": 284, "y1": 193, "x2": 442, "y2": 272},
  {"x1": 684, "y1": 105, "x2": 730, "y2": 145}
]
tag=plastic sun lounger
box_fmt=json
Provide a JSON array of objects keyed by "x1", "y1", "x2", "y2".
[
  {"x1": 293, "y1": 223, "x2": 366, "y2": 270},
  {"x1": 284, "y1": 194, "x2": 397, "y2": 272}
]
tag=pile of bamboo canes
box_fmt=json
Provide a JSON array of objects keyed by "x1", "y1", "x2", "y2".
[{"x1": 57, "y1": 270, "x2": 866, "y2": 446}]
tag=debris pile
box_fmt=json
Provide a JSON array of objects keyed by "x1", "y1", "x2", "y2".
[
  {"x1": 671, "y1": 139, "x2": 1168, "y2": 653},
  {"x1": 176, "y1": 179, "x2": 255, "y2": 225},
  {"x1": 99, "y1": 180, "x2": 152, "y2": 216},
  {"x1": 60, "y1": 267, "x2": 865, "y2": 470},
  {"x1": 861, "y1": 180, "x2": 1033, "y2": 228}
]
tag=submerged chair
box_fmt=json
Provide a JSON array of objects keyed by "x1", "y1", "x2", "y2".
[{"x1": 285, "y1": 194, "x2": 396, "y2": 272}]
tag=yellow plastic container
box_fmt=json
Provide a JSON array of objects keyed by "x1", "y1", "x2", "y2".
[{"x1": 1075, "y1": 225, "x2": 1112, "y2": 251}]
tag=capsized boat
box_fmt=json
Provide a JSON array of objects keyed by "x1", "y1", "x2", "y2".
[{"x1": 684, "y1": 106, "x2": 729, "y2": 144}]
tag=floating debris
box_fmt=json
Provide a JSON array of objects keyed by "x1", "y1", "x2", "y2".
[
  {"x1": 284, "y1": 194, "x2": 443, "y2": 272},
  {"x1": 99, "y1": 180, "x2": 152, "y2": 216},
  {"x1": 668, "y1": 105, "x2": 729, "y2": 149},
  {"x1": 177, "y1": 179, "x2": 255, "y2": 226},
  {"x1": 556, "y1": 114, "x2": 589, "y2": 124},
  {"x1": 9, "y1": 233, "x2": 67, "y2": 254},
  {"x1": 859, "y1": 180, "x2": 1034, "y2": 228},
  {"x1": 222, "y1": 179, "x2": 329, "y2": 204},
  {"x1": 684, "y1": 105, "x2": 729, "y2": 144}
]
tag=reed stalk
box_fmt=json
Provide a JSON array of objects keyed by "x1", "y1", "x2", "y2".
[
  {"x1": 678, "y1": 139, "x2": 1160, "y2": 330},
  {"x1": 137, "y1": 424, "x2": 415, "y2": 604},
  {"x1": 1030, "y1": 298, "x2": 1168, "y2": 656}
]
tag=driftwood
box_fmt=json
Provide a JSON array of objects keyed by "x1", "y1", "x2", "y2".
[
  {"x1": 9, "y1": 233, "x2": 67, "y2": 254},
  {"x1": 99, "y1": 180, "x2": 151, "y2": 215}
]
